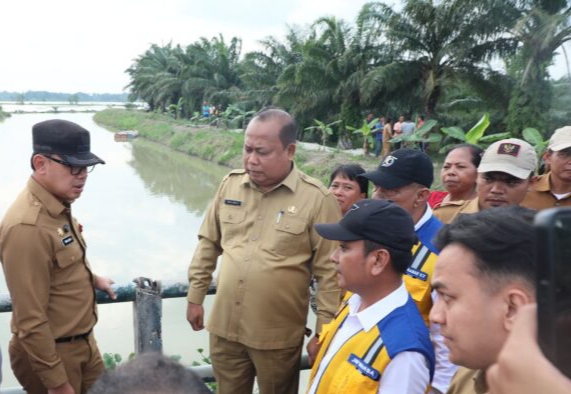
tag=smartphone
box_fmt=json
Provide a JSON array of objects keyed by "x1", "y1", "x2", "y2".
[{"x1": 535, "y1": 207, "x2": 571, "y2": 378}]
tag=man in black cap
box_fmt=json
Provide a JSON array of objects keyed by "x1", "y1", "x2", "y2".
[
  {"x1": 0, "y1": 119, "x2": 115, "y2": 394},
  {"x1": 360, "y1": 148, "x2": 456, "y2": 394},
  {"x1": 307, "y1": 199, "x2": 434, "y2": 394}
]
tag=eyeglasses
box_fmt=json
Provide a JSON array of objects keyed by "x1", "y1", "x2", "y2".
[{"x1": 43, "y1": 155, "x2": 95, "y2": 175}]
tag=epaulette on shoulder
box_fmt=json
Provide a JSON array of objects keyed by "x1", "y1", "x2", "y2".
[
  {"x1": 228, "y1": 169, "x2": 246, "y2": 176},
  {"x1": 298, "y1": 171, "x2": 330, "y2": 196},
  {"x1": 218, "y1": 169, "x2": 247, "y2": 186},
  {"x1": 21, "y1": 204, "x2": 41, "y2": 226},
  {"x1": 221, "y1": 169, "x2": 246, "y2": 183}
]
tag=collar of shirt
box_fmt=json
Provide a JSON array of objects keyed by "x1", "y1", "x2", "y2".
[
  {"x1": 414, "y1": 205, "x2": 433, "y2": 231},
  {"x1": 347, "y1": 282, "x2": 409, "y2": 332},
  {"x1": 241, "y1": 163, "x2": 298, "y2": 193},
  {"x1": 473, "y1": 369, "x2": 489, "y2": 394},
  {"x1": 534, "y1": 173, "x2": 550, "y2": 192},
  {"x1": 28, "y1": 176, "x2": 68, "y2": 217},
  {"x1": 461, "y1": 197, "x2": 480, "y2": 213}
]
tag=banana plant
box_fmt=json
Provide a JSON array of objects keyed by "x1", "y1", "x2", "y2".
[
  {"x1": 522, "y1": 127, "x2": 548, "y2": 155},
  {"x1": 305, "y1": 119, "x2": 342, "y2": 150},
  {"x1": 346, "y1": 119, "x2": 379, "y2": 155},
  {"x1": 390, "y1": 119, "x2": 442, "y2": 145},
  {"x1": 439, "y1": 113, "x2": 511, "y2": 153}
]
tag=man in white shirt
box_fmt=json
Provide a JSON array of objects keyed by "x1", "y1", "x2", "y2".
[{"x1": 307, "y1": 199, "x2": 435, "y2": 394}]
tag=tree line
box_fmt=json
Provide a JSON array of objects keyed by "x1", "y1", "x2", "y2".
[
  {"x1": 0, "y1": 91, "x2": 129, "y2": 103},
  {"x1": 125, "y1": 0, "x2": 571, "y2": 146}
]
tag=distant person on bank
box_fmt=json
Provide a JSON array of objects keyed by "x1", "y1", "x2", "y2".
[
  {"x1": 0, "y1": 120, "x2": 115, "y2": 394},
  {"x1": 186, "y1": 108, "x2": 341, "y2": 394},
  {"x1": 307, "y1": 199, "x2": 435, "y2": 393}
]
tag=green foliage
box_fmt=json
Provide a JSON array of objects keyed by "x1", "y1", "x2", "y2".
[
  {"x1": 170, "y1": 131, "x2": 191, "y2": 150},
  {"x1": 191, "y1": 348, "x2": 217, "y2": 391},
  {"x1": 94, "y1": 108, "x2": 145, "y2": 130},
  {"x1": 0, "y1": 105, "x2": 11, "y2": 120},
  {"x1": 506, "y1": 1, "x2": 571, "y2": 135},
  {"x1": 305, "y1": 119, "x2": 341, "y2": 149},
  {"x1": 465, "y1": 113, "x2": 491, "y2": 144},
  {"x1": 217, "y1": 104, "x2": 257, "y2": 130},
  {"x1": 391, "y1": 119, "x2": 442, "y2": 144},
  {"x1": 439, "y1": 113, "x2": 511, "y2": 153},
  {"x1": 68, "y1": 94, "x2": 80, "y2": 105},
  {"x1": 191, "y1": 348, "x2": 212, "y2": 366},
  {"x1": 346, "y1": 119, "x2": 378, "y2": 155},
  {"x1": 103, "y1": 352, "x2": 135, "y2": 370},
  {"x1": 522, "y1": 127, "x2": 549, "y2": 155}
]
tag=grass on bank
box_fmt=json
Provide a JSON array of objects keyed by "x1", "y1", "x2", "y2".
[{"x1": 93, "y1": 109, "x2": 417, "y2": 186}]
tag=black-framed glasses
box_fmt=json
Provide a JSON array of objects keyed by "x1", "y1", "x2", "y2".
[{"x1": 43, "y1": 155, "x2": 95, "y2": 175}]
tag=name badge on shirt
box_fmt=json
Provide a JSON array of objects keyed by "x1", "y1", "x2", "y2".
[
  {"x1": 406, "y1": 267, "x2": 428, "y2": 281},
  {"x1": 224, "y1": 199, "x2": 242, "y2": 206},
  {"x1": 62, "y1": 236, "x2": 74, "y2": 246},
  {"x1": 348, "y1": 354, "x2": 381, "y2": 381}
]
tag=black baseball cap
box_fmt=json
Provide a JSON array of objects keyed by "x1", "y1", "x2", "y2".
[
  {"x1": 315, "y1": 199, "x2": 416, "y2": 252},
  {"x1": 32, "y1": 119, "x2": 105, "y2": 166},
  {"x1": 360, "y1": 148, "x2": 433, "y2": 189}
]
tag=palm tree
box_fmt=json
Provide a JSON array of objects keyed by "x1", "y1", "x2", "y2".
[
  {"x1": 506, "y1": 0, "x2": 571, "y2": 134},
  {"x1": 240, "y1": 27, "x2": 307, "y2": 109},
  {"x1": 180, "y1": 35, "x2": 244, "y2": 114},
  {"x1": 361, "y1": 0, "x2": 516, "y2": 118},
  {"x1": 125, "y1": 43, "x2": 184, "y2": 113},
  {"x1": 276, "y1": 12, "x2": 391, "y2": 146},
  {"x1": 125, "y1": 36, "x2": 244, "y2": 119}
]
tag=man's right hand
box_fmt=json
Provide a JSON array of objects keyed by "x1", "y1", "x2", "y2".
[
  {"x1": 48, "y1": 382, "x2": 75, "y2": 394},
  {"x1": 187, "y1": 302, "x2": 205, "y2": 331}
]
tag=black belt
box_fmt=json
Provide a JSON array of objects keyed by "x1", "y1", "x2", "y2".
[{"x1": 55, "y1": 330, "x2": 92, "y2": 343}]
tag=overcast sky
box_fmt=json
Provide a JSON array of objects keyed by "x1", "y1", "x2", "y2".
[{"x1": 0, "y1": 0, "x2": 568, "y2": 94}]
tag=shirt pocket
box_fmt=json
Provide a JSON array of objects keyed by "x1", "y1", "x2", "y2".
[
  {"x1": 219, "y1": 207, "x2": 246, "y2": 245},
  {"x1": 55, "y1": 245, "x2": 82, "y2": 270},
  {"x1": 53, "y1": 245, "x2": 84, "y2": 288},
  {"x1": 272, "y1": 216, "x2": 307, "y2": 256}
]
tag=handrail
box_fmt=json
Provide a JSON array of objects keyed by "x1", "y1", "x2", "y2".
[
  {"x1": 0, "y1": 278, "x2": 310, "y2": 393},
  {"x1": 0, "y1": 278, "x2": 217, "y2": 313}
]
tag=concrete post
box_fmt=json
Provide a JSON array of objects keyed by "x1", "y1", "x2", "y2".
[{"x1": 133, "y1": 277, "x2": 163, "y2": 354}]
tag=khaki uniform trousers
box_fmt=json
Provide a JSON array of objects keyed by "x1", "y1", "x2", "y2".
[
  {"x1": 210, "y1": 333, "x2": 302, "y2": 394},
  {"x1": 9, "y1": 333, "x2": 104, "y2": 394}
]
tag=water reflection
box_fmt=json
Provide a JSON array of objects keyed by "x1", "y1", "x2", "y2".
[{"x1": 129, "y1": 139, "x2": 227, "y2": 215}]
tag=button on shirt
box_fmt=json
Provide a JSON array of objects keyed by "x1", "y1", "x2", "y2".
[
  {"x1": 187, "y1": 168, "x2": 342, "y2": 350},
  {"x1": 308, "y1": 283, "x2": 430, "y2": 394},
  {"x1": 0, "y1": 177, "x2": 97, "y2": 387}
]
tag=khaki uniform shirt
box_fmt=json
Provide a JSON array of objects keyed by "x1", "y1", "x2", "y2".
[
  {"x1": 433, "y1": 196, "x2": 470, "y2": 224},
  {"x1": 0, "y1": 177, "x2": 97, "y2": 388},
  {"x1": 521, "y1": 173, "x2": 571, "y2": 211},
  {"x1": 187, "y1": 167, "x2": 342, "y2": 350},
  {"x1": 447, "y1": 198, "x2": 480, "y2": 223},
  {"x1": 446, "y1": 367, "x2": 487, "y2": 394}
]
